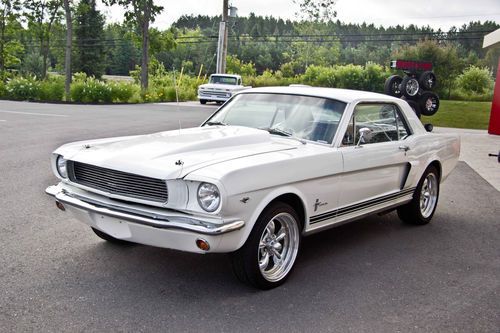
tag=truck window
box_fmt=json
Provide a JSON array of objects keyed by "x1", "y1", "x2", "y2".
[{"x1": 210, "y1": 76, "x2": 237, "y2": 85}]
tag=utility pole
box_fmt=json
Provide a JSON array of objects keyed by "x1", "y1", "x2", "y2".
[{"x1": 216, "y1": 0, "x2": 229, "y2": 74}]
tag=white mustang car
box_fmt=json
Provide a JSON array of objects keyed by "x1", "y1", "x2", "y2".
[{"x1": 46, "y1": 87, "x2": 460, "y2": 289}]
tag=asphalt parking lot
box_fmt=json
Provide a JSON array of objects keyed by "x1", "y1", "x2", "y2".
[{"x1": 0, "y1": 100, "x2": 499, "y2": 332}]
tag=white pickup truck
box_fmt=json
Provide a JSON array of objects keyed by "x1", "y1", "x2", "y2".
[{"x1": 197, "y1": 74, "x2": 251, "y2": 104}]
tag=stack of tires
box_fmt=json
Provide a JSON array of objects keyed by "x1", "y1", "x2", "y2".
[{"x1": 384, "y1": 71, "x2": 439, "y2": 118}]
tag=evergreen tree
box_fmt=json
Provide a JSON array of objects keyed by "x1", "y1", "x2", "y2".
[{"x1": 74, "y1": 0, "x2": 104, "y2": 77}]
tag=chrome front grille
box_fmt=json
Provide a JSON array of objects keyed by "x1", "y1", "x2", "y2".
[
  {"x1": 200, "y1": 90, "x2": 228, "y2": 97},
  {"x1": 69, "y1": 161, "x2": 168, "y2": 203}
]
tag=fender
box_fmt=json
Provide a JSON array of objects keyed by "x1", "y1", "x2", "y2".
[{"x1": 228, "y1": 185, "x2": 309, "y2": 251}]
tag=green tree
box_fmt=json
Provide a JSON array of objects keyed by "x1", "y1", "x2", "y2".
[
  {"x1": 103, "y1": 24, "x2": 139, "y2": 75},
  {"x1": 226, "y1": 54, "x2": 256, "y2": 76},
  {"x1": 63, "y1": 0, "x2": 71, "y2": 99},
  {"x1": 103, "y1": 0, "x2": 163, "y2": 91},
  {"x1": 294, "y1": 0, "x2": 337, "y2": 22},
  {"x1": 24, "y1": 0, "x2": 63, "y2": 79},
  {"x1": 74, "y1": 0, "x2": 105, "y2": 77},
  {"x1": 0, "y1": 0, "x2": 22, "y2": 76}
]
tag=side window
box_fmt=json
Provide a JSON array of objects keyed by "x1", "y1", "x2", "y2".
[{"x1": 342, "y1": 103, "x2": 404, "y2": 146}]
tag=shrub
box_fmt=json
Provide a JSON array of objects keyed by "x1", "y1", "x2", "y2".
[
  {"x1": 39, "y1": 76, "x2": 65, "y2": 102},
  {"x1": 5, "y1": 76, "x2": 41, "y2": 101},
  {"x1": 70, "y1": 77, "x2": 112, "y2": 103},
  {"x1": 363, "y1": 62, "x2": 387, "y2": 93},
  {"x1": 109, "y1": 81, "x2": 140, "y2": 103},
  {"x1": 456, "y1": 66, "x2": 494, "y2": 94},
  {"x1": 0, "y1": 81, "x2": 5, "y2": 99},
  {"x1": 335, "y1": 64, "x2": 365, "y2": 90},
  {"x1": 72, "y1": 72, "x2": 88, "y2": 83},
  {"x1": 302, "y1": 64, "x2": 386, "y2": 90},
  {"x1": 21, "y1": 52, "x2": 47, "y2": 78}
]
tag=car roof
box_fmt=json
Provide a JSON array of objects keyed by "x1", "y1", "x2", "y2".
[
  {"x1": 210, "y1": 74, "x2": 241, "y2": 78},
  {"x1": 238, "y1": 86, "x2": 400, "y2": 103}
]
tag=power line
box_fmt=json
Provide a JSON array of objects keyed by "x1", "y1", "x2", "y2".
[
  {"x1": 15, "y1": 28, "x2": 494, "y2": 47},
  {"x1": 174, "y1": 29, "x2": 496, "y2": 40},
  {"x1": 22, "y1": 34, "x2": 484, "y2": 49}
]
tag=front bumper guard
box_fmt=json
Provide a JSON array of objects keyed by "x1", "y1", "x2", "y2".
[{"x1": 45, "y1": 185, "x2": 245, "y2": 235}]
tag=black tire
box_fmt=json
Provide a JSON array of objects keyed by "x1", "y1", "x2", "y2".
[
  {"x1": 384, "y1": 75, "x2": 403, "y2": 97},
  {"x1": 418, "y1": 91, "x2": 440, "y2": 116},
  {"x1": 91, "y1": 227, "x2": 132, "y2": 245},
  {"x1": 231, "y1": 202, "x2": 301, "y2": 290},
  {"x1": 419, "y1": 71, "x2": 437, "y2": 90},
  {"x1": 402, "y1": 97, "x2": 421, "y2": 119},
  {"x1": 401, "y1": 75, "x2": 420, "y2": 98},
  {"x1": 199, "y1": 99, "x2": 207, "y2": 105},
  {"x1": 397, "y1": 166, "x2": 440, "y2": 225}
]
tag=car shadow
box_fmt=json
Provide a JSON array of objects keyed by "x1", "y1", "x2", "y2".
[{"x1": 50, "y1": 211, "x2": 423, "y2": 300}]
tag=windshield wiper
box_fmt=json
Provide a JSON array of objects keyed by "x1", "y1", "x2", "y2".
[
  {"x1": 206, "y1": 121, "x2": 227, "y2": 126},
  {"x1": 266, "y1": 127, "x2": 292, "y2": 137},
  {"x1": 264, "y1": 127, "x2": 307, "y2": 144}
]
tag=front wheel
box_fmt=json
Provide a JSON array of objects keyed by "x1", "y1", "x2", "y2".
[
  {"x1": 199, "y1": 99, "x2": 207, "y2": 105},
  {"x1": 231, "y1": 202, "x2": 301, "y2": 289},
  {"x1": 397, "y1": 166, "x2": 440, "y2": 225}
]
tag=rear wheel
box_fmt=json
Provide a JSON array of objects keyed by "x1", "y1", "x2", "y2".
[
  {"x1": 91, "y1": 227, "x2": 132, "y2": 245},
  {"x1": 231, "y1": 202, "x2": 301, "y2": 290},
  {"x1": 397, "y1": 166, "x2": 440, "y2": 225},
  {"x1": 199, "y1": 99, "x2": 207, "y2": 105}
]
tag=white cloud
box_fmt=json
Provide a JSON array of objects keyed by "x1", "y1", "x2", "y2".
[{"x1": 98, "y1": 0, "x2": 500, "y2": 31}]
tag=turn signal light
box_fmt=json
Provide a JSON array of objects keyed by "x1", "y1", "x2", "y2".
[{"x1": 196, "y1": 238, "x2": 210, "y2": 251}]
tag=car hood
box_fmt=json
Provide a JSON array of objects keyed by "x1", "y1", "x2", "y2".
[
  {"x1": 199, "y1": 83, "x2": 240, "y2": 89},
  {"x1": 55, "y1": 126, "x2": 298, "y2": 179}
]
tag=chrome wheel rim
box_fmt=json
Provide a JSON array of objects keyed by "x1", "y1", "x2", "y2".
[
  {"x1": 406, "y1": 78, "x2": 419, "y2": 96},
  {"x1": 420, "y1": 173, "x2": 438, "y2": 218},
  {"x1": 258, "y1": 213, "x2": 299, "y2": 282},
  {"x1": 392, "y1": 81, "x2": 401, "y2": 95},
  {"x1": 425, "y1": 97, "x2": 436, "y2": 111}
]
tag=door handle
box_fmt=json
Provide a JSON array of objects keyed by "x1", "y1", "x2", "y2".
[{"x1": 399, "y1": 145, "x2": 410, "y2": 152}]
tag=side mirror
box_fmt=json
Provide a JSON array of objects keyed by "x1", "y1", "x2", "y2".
[
  {"x1": 357, "y1": 127, "x2": 372, "y2": 146},
  {"x1": 424, "y1": 123, "x2": 433, "y2": 132}
]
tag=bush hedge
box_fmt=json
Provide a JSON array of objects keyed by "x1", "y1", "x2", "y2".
[
  {"x1": 0, "y1": 63, "x2": 494, "y2": 103},
  {"x1": 5, "y1": 76, "x2": 41, "y2": 101}
]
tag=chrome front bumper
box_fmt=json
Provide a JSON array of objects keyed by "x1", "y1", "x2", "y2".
[
  {"x1": 45, "y1": 185, "x2": 245, "y2": 235},
  {"x1": 197, "y1": 94, "x2": 229, "y2": 102}
]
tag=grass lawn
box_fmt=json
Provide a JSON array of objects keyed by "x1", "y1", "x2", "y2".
[{"x1": 421, "y1": 100, "x2": 492, "y2": 130}]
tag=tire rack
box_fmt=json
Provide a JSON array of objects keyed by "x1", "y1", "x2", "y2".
[{"x1": 384, "y1": 60, "x2": 440, "y2": 118}]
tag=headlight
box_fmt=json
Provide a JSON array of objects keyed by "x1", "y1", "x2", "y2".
[
  {"x1": 197, "y1": 182, "x2": 220, "y2": 212},
  {"x1": 56, "y1": 155, "x2": 68, "y2": 178}
]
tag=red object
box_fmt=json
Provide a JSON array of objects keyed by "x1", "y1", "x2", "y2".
[
  {"x1": 488, "y1": 58, "x2": 500, "y2": 135},
  {"x1": 391, "y1": 60, "x2": 433, "y2": 71}
]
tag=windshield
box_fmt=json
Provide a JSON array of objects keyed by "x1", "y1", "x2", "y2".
[
  {"x1": 203, "y1": 93, "x2": 347, "y2": 144},
  {"x1": 210, "y1": 76, "x2": 237, "y2": 85}
]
